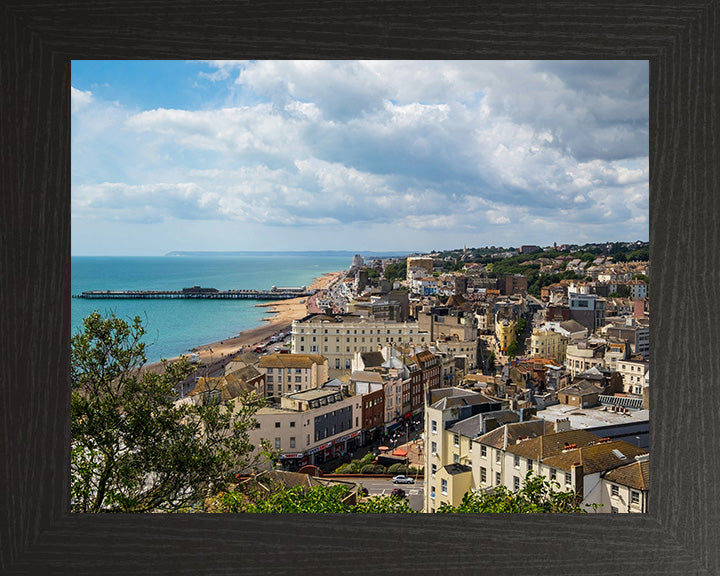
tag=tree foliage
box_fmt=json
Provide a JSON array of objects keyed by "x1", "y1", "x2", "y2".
[
  {"x1": 383, "y1": 259, "x2": 407, "y2": 281},
  {"x1": 436, "y1": 473, "x2": 589, "y2": 513},
  {"x1": 209, "y1": 483, "x2": 416, "y2": 513},
  {"x1": 71, "y1": 311, "x2": 268, "y2": 513}
]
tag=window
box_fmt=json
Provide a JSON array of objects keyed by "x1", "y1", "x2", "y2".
[
  {"x1": 527, "y1": 459, "x2": 533, "y2": 471},
  {"x1": 431, "y1": 420, "x2": 437, "y2": 434},
  {"x1": 306, "y1": 434, "x2": 310, "y2": 445},
  {"x1": 496, "y1": 450, "x2": 501, "y2": 464},
  {"x1": 453, "y1": 434, "x2": 459, "y2": 447},
  {"x1": 274, "y1": 438, "x2": 281, "y2": 449},
  {"x1": 481, "y1": 445, "x2": 487, "y2": 458},
  {"x1": 481, "y1": 467, "x2": 487, "y2": 483},
  {"x1": 496, "y1": 472, "x2": 501, "y2": 485},
  {"x1": 453, "y1": 454, "x2": 459, "y2": 464},
  {"x1": 431, "y1": 464, "x2": 437, "y2": 477},
  {"x1": 290, "y1": 421, "x2": 295, "y2": 428},
  {"x1": 513, "y1": 476, "x2": 520, "y2": 491},
  {"x1": 275, "y1": 422, "x2": 280, "y2": 428},
  {"x1": 631, "y1": 491, "x2": 640, "y2": 504},
  {"x1": 565, "y1": 472, "x2": 572, "y2": 486},
  {"x1": 441, "y1": 479, "x2": 447, "y2": 495},
  {"x1": 550, "y1": 468, "x2": 556, "y2": 480},
  {"x1": 430, "y1": 486, "x2": 436, "y2": 499},
  {"x1": 611, "y1": 506, "x2": 619, "y2": 513},
  {"x1": 289, "y1": 437, "x2": 296, "y2": 448},
  {"x1": 514, "y1": 455, "x2": 520, "y2": 468},
  {"x1": 611, "y1": 484, "x2": 619, "y2": 497},
  {"x1": 431, "y1": 441, "x2": 437, "y2": 455}
]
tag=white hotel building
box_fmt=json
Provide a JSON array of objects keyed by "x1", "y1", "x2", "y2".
[{"x1": 291, "y1": 313, "x2": 431, "y2": 370}]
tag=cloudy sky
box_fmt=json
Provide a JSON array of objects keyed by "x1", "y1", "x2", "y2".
[{"x1": 71, "y1": 60, "x2": 648, "y2": 256}]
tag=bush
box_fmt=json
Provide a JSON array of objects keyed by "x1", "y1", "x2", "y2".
[
  {"x1": 359, "y1": 453, "x2": 374, "y2": 466},
  {"x1": 387, "y1": 463, "x2": 407, "y2": 474},
  {"x1": 334, "y1": 463, "x2": 354, "y2": 474},
  {"x1": 360, "y1": 464, "x2": 377, "y2": 474},
  {"x1": 372, "y1": 465, "x2": 387, "y2": 474}
]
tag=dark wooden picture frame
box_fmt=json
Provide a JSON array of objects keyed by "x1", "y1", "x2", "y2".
[{"x1": 2, "y1": 2, "x2": 718, "y2": 574}]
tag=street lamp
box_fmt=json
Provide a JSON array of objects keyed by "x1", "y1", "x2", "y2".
[{"x1": 405, "y1": 419, "x2": 410, "y2": 476}]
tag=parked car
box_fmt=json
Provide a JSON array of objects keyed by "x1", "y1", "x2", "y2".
[
  {"x1": 392, "y1": 475, "x2": 414, "y2": 484},
  {"x1": 390, "y1": 488, "x2": 406, "y2": 498}
]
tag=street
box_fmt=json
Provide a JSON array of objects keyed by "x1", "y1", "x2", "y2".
[{"x1": 357, "y1": 477, "x2": 425, "y2": 511}]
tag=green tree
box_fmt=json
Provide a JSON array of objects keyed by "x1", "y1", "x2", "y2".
[
  {"x1": 383, "y1": 259, "x2": 407, "y2": 281},
  {"x1": 71, "y1": 311, "x2": 268, "y2": 513},
  {"x1": 488, "y1": 351, "x2": 496, "y2": 371},
  {"x1": 211, "y1": 484, "x2": 416, "y2": 513},
  {"x1": 436, "y1": 473, "x2": 590, "y2": 513},
  {"x1": 506, "y1": 340, "x2": 519, "y2": 359}
]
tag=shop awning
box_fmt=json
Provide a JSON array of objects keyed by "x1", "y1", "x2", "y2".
[{"x1": 392, "y1": 449, "x2": 407, "y2": 457}]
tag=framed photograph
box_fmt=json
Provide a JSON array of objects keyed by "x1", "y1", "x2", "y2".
[{"x1": 2, "y1": 2, "x2": 717, "y2": 574}]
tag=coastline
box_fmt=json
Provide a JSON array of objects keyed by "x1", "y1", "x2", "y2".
[{"x1": 143, "y1": 270, "x2": 343, "y2": 373}]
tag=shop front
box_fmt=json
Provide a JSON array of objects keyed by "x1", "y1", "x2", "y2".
[{"x1": 278, "y1": 452, "x2": 304, "y2": 471}]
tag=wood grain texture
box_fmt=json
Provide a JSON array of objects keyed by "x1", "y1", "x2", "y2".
[{"x1": 1, "y1": 1, "x2": 717, "y2": 574}]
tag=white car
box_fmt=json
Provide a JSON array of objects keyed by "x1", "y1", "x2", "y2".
[{"x1": 392, "y1": 475, "x2": 415, "y2": 484}]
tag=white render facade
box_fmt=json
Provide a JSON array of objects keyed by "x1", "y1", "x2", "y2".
[
  {"x1": 291, "y1": 314, "x2": 430, "y2": 370},
  {"x1": 617, "y1": 359, "x2": 649, "y2": 395},
  {"x1": 248, "y1": 387, "x2": 362, "y2": 464}
]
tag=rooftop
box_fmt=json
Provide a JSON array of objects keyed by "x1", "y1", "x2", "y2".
[
  {"x1": 443, "y1": 463, "x2": 473, "y2": 476},
  {"x1": 542, "y1": 440, "x2": 648, "y2": 474},
  {"x1": 259, "y1": 353, "x2": 327, "y2": 369},
  {"x1": 448, "y1": 410, "x2": 522, "y2": 439},
  {"x1": 350, "y1": 370, "x2": 384, "y2": 384},
  {"x1": 536, "y1": 403, "x2": 649, "y2": 430},
  {"x1": 603, "y1": 458, "x2": 650, "y2": 490}
]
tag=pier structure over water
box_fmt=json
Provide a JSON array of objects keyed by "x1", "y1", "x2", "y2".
[{"x1": 73, "y1": 285, "x2": 315, "y2": 300}]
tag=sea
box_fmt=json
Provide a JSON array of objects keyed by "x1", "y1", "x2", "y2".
[{"x1": 71, "y1": 252, "x2": 359, "y2": 364}]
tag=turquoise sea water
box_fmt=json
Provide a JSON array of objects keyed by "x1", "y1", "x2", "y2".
[{"x1": 71, "y1": 253, "x2": 359, "y2": 363}]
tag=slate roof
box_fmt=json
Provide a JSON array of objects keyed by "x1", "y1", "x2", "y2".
[
  {"x1": 443, "y1": 463, "x2": 473, "y2": 476},
  {"x1": 558, "y1": 379, "x2": 605, "y2": 397},
  {"x1": 476, "y1": 420, "x2": 550, "y2": 450},
  {"x1": 448, "y1": 410, "x2": 521, "y2": 438},
  {"x1": 559, "y1": 319, "x2": 587, "y2": 334},
  {"x1": 603, "y1": 458, "x2": 650, "y2": 490},
  {"x1": 430, "y1": 391, "x2": 498, "y2": 411},
  {"x1": 360, "y1": 351, "x2": 386, "y2": 368}
]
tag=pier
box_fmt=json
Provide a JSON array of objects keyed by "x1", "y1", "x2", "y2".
[{"x1": 72, "y1": 286, "x2": 315, "y2": 300}]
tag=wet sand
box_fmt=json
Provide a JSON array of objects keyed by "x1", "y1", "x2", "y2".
[{"x1": 144, "y1": 270, "x2": 344, "y2": 373}]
